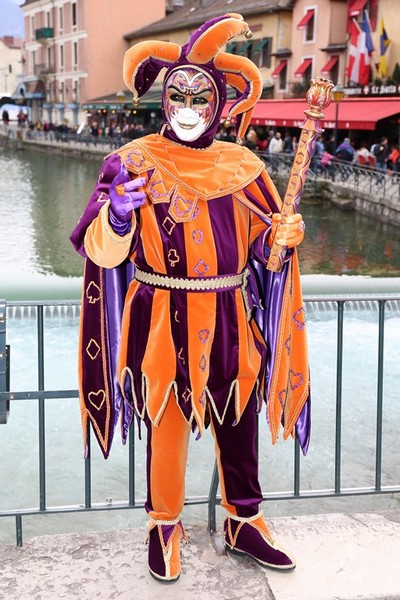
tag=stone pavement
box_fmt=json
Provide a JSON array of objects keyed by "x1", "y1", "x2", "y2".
[{"x1": 1, "y1": 511, "x2": 400, "y2": 600}]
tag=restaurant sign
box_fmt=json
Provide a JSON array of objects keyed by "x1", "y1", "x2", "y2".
[{"x1": 345, "y1": 84, "x2": 400, "y2": 97}]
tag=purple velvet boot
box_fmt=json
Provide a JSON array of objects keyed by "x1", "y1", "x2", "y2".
[
  {"x1": 147, "y1": 518, "x2": 188, "y2": 582},
  {"x1": 224, "y1": 511, "x2": 295, "y2": 571}
]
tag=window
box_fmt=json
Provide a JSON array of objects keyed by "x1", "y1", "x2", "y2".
[
  {"x1": 73, "y1": 42, "x2": 78, "y2": 68},
  {"x1": 279, "y1": 62, "x2": 287, "y2": 91},
  {"x1": 31, "y1": 16, "x2": 35, "y2": 40},
  {"x1": 59, "y1": 7, "x2": 63, "y2": 31},
  {"x1": 46, "y1": 11, "x2": 51, "y2": 28},
  {"x1": 297, "y1": 9, "x2": 316, "y2": 42},
  {"x1": 8, "y1": 64, "x2": 12, "y2": 74},
  {"x1": 72, "y1": 2, "x2": 77, "y2": 28},
  {"x1": 47, "y1": 47, "x2": 51, "y2": 69},
  {"x1": 237, "y1": 40, "x2": 253, "y2": 59},
  {"x1": 60, "y1": 44, "x2": 64, "y2": 69},
  {"x1": 251, "y1": 38, "x2": 272, "y2": 69},
  {"x1": 321, "y1": 55, "x2": 339, "y2": 83}
]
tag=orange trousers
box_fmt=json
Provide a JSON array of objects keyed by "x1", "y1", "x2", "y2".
[{"x1": 145, "y1": 391, "x2": 262, "y2": 521}]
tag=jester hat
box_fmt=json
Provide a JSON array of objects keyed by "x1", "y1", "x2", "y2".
[{"x1": 123, "y1": 13, "x2": 263, "y2": 144}]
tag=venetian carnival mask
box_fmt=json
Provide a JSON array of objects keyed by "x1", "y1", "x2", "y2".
[
  {"x1": 123, "y1": 13, "x2": 263, "y2": 145},
  {"x1": 163, "y1": 68, "x2": 218, "y2": 142}
]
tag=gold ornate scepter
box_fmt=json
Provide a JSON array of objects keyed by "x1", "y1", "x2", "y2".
[{"x1": 267, "y1": 77, "x2": 334, "y2": 272}]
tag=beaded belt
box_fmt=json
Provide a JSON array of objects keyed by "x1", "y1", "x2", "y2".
[
  {"x1": 134, "y1": 267, "x2": 252, "y2": 319},
  {"x1": 135, "y1": 267, "x2": 247, "y2": 291}
]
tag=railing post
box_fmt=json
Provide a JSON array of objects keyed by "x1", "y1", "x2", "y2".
[
  {"x1": 375, "y1": 300, "x2": 385, "y2": 492},
  {"x1": 0, "y1": 300, "x2": 9, "y2": 424},
  {"x1": 335, "y1": 301, "x2": 344, "y2": 494}
]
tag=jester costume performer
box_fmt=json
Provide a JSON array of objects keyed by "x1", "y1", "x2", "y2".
[{"x1": 70, "y1": 13, "x2": 310, "y2": 582}]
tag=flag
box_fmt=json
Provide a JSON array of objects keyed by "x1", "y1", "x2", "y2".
[
  {"x1": 346, "y1": 13, "x2": 374, "y2": 86},
  {"x1": 378, "y1": 17, "x2": 391, "y2": 78},
  {"x1": 346, "y1": 19, "x2": 362, "y2": 83}
]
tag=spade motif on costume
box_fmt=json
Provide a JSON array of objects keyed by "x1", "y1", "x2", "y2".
[{"x1": 86, "y1": 281, "x2": 101, "y2": 304}]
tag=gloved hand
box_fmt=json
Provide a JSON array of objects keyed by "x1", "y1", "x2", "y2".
[
  {"x1": 270, "y1": 213, "x2": 305, "y2": 248},
  {"x1": 109, "y1": 165, "x2": 146, "y2": 224}
]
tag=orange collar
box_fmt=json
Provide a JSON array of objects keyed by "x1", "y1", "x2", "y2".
[{"x1": 116, "y1": 134, "x2": 264, "y2": 200}]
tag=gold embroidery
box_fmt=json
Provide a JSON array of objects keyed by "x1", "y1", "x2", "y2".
[
  {"x1": 88, "y1": 389, "x2": 106, "y2": 411},
  {"x1": 86, "y1": 339, "x2": 101, "y2": 360},
  {"x1": 86, "y1": 281, "x2": 101, "y2": 304}
]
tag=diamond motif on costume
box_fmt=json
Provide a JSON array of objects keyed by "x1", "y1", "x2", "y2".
[
  {"x1": 182, "y1": 388, "x2": 192, "y2": 403},
  {"x1": 289, "y1": 370, "x2": 304, "y2": 390},
  {"x1": 125, "y1": 147, "x2": 145, "y2": 169},
  {"x1": 97, "y1": 191, "x2": 109, "y2": 203},
  {"x1": 194, "y1": 259, "x2": 209, "y2": 278},
  {"x1": 162, "y1": 216, "x2": 176, "y2": 235},
  {"x1": 293, "y1": 307, "x2": 306, "y2": 330},
  {"x1": 284, "y1": 335, "x2": 291, "y2": 355},
  {"x1": 86, "y1": 281, "x2": 101, "y2": 304},
  {"x1": 168, "y1": 248, "x2": 180, "y2": 267},
  {"x1": 199, "y1": 355, "x2": 206, "y2": 371},
  {"x1": 198, "y1": 329, "x2": 210, "y2": 343},
  {"x1": 278, "y1": 389, "x2": 287, "y2": 407},
  {"x1": 86, "y1": 338, "x2": 101, "y2": 360},
  {"x1": 88, "y1": 389, "x2": 106, "y2": 411},
  {"x1": 192, "y1": 230, "x2": 204, "y2": 244}
]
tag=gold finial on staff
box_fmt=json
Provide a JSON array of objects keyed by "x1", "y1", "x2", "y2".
[{"x1": 266, "y1": 77, "x2": 335, "y2": 273}]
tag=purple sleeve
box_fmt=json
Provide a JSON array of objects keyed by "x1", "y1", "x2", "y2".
[{"x1": 70, "y1": 153, "x2": 125, "y2": 257}]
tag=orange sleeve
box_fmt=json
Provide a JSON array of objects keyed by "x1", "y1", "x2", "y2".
[{"x1": 84, "y1": 201, "x2": 136, "y2": 269}]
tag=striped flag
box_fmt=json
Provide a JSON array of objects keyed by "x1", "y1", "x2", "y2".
[
  {"x1": 378, "y1": 18, "x2": 391, "y2": 78},
  {"x1": 346, "y1": 13, "x2": 375, "y2": 85}
]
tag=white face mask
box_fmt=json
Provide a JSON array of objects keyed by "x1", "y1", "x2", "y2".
[
  {"x1": 164, "y1": 68, "x2": 217, "y2": 142},
  {"x1": 169, "y1": 107, "x2": 208, "y2": 142}
]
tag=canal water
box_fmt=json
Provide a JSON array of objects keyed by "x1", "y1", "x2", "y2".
[
  {"x1": 1, "y1": 146, "x2": 400, "y2": 281},
  {"x1": 0, "y1": 145, "x2": 399, "y2": 544}
]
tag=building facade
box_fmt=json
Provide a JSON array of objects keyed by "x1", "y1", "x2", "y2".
[
  {"x1": 20, "y1": 0, "x2": 166, "y2": 126},
  {"x1": 0, "y1": 36, "x2": 24, "y2": 98}
]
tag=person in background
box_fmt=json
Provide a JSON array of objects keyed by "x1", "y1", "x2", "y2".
[
  {"x1": 70, "y1": 14, "x2": 310, "y2": 584},
  {"x1": 283, "y1": 132, "x2": 293, "y2": 154},
  {"x1": 373, "y1": 137, "x2": 390, "y2": 173}
]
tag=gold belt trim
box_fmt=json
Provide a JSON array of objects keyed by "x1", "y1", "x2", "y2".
[{"x1": 134, "y1": 267, "x2": 247, "y2": 292}]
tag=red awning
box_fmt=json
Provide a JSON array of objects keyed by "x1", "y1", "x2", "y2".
[
  {"x1": 294, "y1": 58, "x2": 312, "y2": 78},
  {"x1": 321, "y1": 55, "x2": 339, "y2": 75},
  {"x1": 221, "y1": 98, "x2": 400, "y2": 131},
  {"x1": 297, "y1": 9, "x2": 315, "y2": 30},
  {"x1": 349, "y1": 0, "x2": 368, "y2": 16},
  {"x1": 271, "y1": 60, "x2": 287, "y2": 78}
]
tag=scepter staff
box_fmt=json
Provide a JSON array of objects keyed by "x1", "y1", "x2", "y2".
[{"x1": 267, "y1": 77, "x2": 334, "y2": 272}]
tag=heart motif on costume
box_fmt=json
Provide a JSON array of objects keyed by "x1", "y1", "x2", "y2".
[
  {"x1": 171, "y1": 194, "x2": 194, "y2": 218},
  {"x1": 198, "y1": 329, "x2": 210, "y2": 343},
  {"x1": 293, "y1": 307, "x2": 306, "y2": 330},
  {"x1": 148, "y1": 177, "x2": 169, "y2": 203},
  {"x1": 289, "y1": 370, "x2": 304, "y2": 390},
  {"x1": 192, "y1": 230, "x2": 204, "y2": 244},
  {"x1": 88, "y1": 389, "x2": 106, "y2": 411}
]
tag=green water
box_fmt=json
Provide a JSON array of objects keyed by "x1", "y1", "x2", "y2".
[{"x1": 1, "y1": 145, "x2": 400, "y2": 282}]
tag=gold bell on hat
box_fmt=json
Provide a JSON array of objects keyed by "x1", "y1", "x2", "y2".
[{"x1": 132, "y1": 95, "x2": 140, "y2": 107}]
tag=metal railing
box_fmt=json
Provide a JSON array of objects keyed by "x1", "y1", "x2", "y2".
[
  {"x1": 261, "y1": 152, "x2": 400, "y2": 202},
  {"x1": 0, "y1": 295, "x2": 399, "y2": 546}
]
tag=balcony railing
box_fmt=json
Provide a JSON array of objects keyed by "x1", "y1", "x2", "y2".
[
  {"x1": 35, "y1": 27, "x2": 54, "y2": 42},
  {"x1": 0, "y1": 295, "x2": 399, "y2": 546},
  {"x1": 33, "y1": 63, "x2": 55, "y2": 77}
]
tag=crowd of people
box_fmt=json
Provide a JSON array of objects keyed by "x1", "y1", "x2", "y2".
[{"x1": 216, "y1": 124, "x2": 400, "y2": 176}]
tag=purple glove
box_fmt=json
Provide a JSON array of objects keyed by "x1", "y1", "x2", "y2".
[{"x1": 109, "y1": 165, "x2": 146, "y2": 235}]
